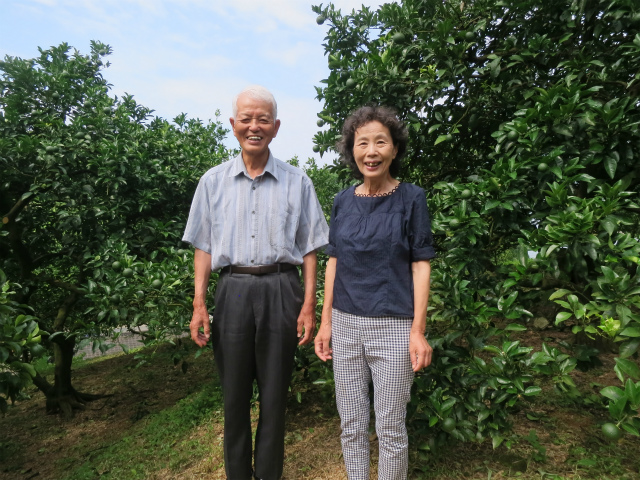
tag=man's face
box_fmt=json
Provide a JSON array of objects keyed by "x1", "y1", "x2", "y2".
[{"x1": 230, "y1": 94, "x2": 280, "y2": 158}]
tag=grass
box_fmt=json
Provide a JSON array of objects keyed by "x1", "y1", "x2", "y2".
[
  {"x1": 3, "y1": 339, "x2": 640, "y2": 480},
  {"x1": 61, "y1": 382, "x2": 224, "y2": 480}
]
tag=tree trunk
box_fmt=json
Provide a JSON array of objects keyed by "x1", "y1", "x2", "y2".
[
  {"x1": 30, "y1": 273, "x2": 108, "y2": 417},
  {"x1": 41, "y1": 335, "x2": 107, "y2": 418}
]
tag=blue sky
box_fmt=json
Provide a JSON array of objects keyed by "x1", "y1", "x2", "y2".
[{"x1": 1, "y1": 0, "x2": 390, "y2": 165}]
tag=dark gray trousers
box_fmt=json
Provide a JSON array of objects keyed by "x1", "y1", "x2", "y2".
[{"x1": 211, "y1": 269, "x2": 303, "y2": 480}]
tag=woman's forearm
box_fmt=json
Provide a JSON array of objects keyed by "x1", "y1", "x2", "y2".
[
  {"x1": 320, "y1": 256, "x2": 337, "y2": 325},
  {"x1": 411, "y1": 260, "x2": 431, "y2": 333}
]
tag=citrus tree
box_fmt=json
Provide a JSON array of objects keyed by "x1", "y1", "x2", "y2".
[
  {"x1": 0, "y1": 268, "x2": 44, "y2": 413},
  {"x1": 0, "y1": 42, "x2": 229, "y2": 416},
  {"x1": 312, "y1": 0, "x2": 640, "y2": 450}
]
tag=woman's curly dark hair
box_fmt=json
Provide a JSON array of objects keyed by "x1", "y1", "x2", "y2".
[{"x1": 336, "y1": 105, "x2": 408, "y2": 180}]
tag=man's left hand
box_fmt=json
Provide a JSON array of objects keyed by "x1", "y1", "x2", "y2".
[{"x1": 297, "y1": 302, "x2": 315, "y2": 345}]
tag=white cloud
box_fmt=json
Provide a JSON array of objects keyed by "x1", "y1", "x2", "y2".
[
  {"x1": 1, "y1": 0, "x2": 393, "y2": 166},
  {"x1": 265, "y1": 93, "x2": 332, "y2": 165},
  {"x1": 264, "y1": 41, "x2": 314, "y2": 68},
  {"x1": 197, "y1": 0, "x2": 316, "y2": 31}
]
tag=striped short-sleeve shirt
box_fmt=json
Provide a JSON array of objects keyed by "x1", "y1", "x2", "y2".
[{"x1": 182, "y1": 152, "x2": 329, "y2": 271}]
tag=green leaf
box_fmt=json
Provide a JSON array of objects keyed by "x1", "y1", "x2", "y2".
[
  {"x1": 600, "y1": 217, "x2": 617, "y2": 236},
  {"x1": 600, "y1": 386, "x2": 624, "y2": 401},
  {"x1": 558, "y1": 32, "x2": 572, "y2": 43},
  {"x1": 620, "y1": 327, "x2": 640, "y2": 338},
  {"x1": 483, "y1": 345, "x2": 502, "y2": 355},
  {"x1": 484, "y1": 199, "x2": 501, "y2": 211},
  {"x1": 555, "y1": 312, "x2": 572, "y2": 324},
  {"x1": 545, "y1": 244, "x2": 559, "y2": 257},
  {"x1": 614, "y1": 364, "x2": 625, "y2": 383},
  {"x1": 434, "y1": 134, "x2": 451, "y2": 145},
  {"x1": 505, "y1": 323, "x2": 526, "y2": 332},
  {"x1": 550, "y1": 166, "x2": 563, "y2": 179},
  {"x1": 553, "y1": 125, "x2": 573, "y2": 137},
  {"x1": 604, "y1": 156, "x2": 617, "y2": 179},
  {"x1": 621, "y1": 423, "x2": 640, "y2": 437},
  {"x1": 501, "y1": 291, "x2": 518, "y2": 310},
  {"x1": 609, "y1": 396, "x2": 628, "y2": 420},
  {"x1": 530, "y1": 352, "x2": 552, "y2": 365},
  {"x1": 22, "y1": 362, "x2": 36, "y2": 377},
  {"x1": 549, "y1": 289, "x2": 571, "y2": 301},
  {"x1": 524, "y1": 386, "x2": 542, "y2": 396},
  {"x1": 619, "y1": 340, "x2": 640, "y2": 359},
  {"x1": 442, "y1": 398, "x2": 456, "y2": 411},
  {"x1": 478, "y1": 409, "x2": 491, "y2": 422},
  {"x1": 428, "y1": 123, "x2": 442, "y2": 134},
  {"x1": 624, "y1": 378, "x2": 640, "y2": 406}
]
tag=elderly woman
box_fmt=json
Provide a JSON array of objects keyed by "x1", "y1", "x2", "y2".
[{"x1": 315, "y1": 106, "x2": 436, "y2": 480}]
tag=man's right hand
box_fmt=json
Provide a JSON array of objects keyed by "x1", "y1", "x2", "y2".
[
  {"x1": 190, "y1": 248, "x2": 213, "y2": 347},
  {"x1": 190, "y1": 303, "x2": 210, "y2": 347}
]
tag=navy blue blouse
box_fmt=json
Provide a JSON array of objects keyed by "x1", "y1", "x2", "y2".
[{"x1": 325, "y1": 182, "x2": 436, "y2": 317}]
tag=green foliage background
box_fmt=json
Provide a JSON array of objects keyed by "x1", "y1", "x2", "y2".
[
  {"x1": 310, "y1": 0, "x2": 640, "y2": 450},
  {"x1": 0, "y1": 41, "x2": 231, "y2": 414},
  {"x1": 1, "y1": 0, "x2": 640, "y2": 458}
]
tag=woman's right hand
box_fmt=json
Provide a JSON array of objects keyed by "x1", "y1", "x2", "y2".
[{"x1": 314, "y1": 320, "x2": 333, "y2": 361}]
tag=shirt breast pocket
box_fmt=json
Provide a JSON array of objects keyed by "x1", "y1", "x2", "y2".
[{"x1": 269, "y1": 207, "x2": 299, "y2": 253}]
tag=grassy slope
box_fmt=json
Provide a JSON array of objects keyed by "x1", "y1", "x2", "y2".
[{"x1": 2, "y1": 340, "x2": 640, "y2": 480}]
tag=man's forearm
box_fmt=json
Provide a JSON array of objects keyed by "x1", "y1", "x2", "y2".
[
  {"x1": 300, "y1": 251, "x2": 318, "y2": 308},
  {"x1": 193, "y1": 248, "x2": 212, "y2": 307}
]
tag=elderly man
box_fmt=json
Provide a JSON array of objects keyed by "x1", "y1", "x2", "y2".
[{"x1": 183, "y1": 85, "x2": 329, "y2": 480}]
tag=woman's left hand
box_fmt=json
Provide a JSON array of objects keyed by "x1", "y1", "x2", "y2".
[{"x1": 409, "y1": 329, "x2": 432, "y2": 372}]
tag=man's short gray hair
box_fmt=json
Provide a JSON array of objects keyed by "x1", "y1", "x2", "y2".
[{"x1": 232, "y1": 85, "x2": 278, "y2": 120}]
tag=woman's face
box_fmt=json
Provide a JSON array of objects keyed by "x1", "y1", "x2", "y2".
[{"x1": 352, "y1": 120, "x2": 398, "y2": 182}]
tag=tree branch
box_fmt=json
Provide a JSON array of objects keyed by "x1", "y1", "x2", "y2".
[
  {"x1": 2, "y1": 193, "x2": 34, "y2": 225},
  {"x1": 34, "y1": 273, "x2": 86, "y2": 296},
  {"x1": 32, "y1": 371, "x2": 53, "y2": 397}
]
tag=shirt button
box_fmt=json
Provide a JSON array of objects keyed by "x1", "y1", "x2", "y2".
[
  {"x1": 250, "y1": 260, "x2": 254, "y2": 263},
  {"x1": 252, "y1": 211, "x2": 255, "y2": 214},
  {"x1": 251, "y1": 235, "x2": 255, "y2": 238},
  {"x1": 252, "y1": 187, "x2": 256, "y2": 190}
]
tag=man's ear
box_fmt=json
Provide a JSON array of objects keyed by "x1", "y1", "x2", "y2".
[{"x1": 273, "y1": 119, "x2": 281, "y2": 137}]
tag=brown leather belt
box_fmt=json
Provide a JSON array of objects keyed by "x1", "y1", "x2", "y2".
[{"x1": 220, "y1": 263, "x2": 297, "y2": 275}]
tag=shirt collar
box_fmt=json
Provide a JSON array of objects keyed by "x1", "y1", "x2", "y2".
[{"x1": 230, "y1": 151, "x2": 279, "y2": 181}]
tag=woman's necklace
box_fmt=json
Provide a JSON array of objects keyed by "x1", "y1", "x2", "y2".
[{"x1": 354, "y1": 182, "x2": 401, "y2": 197}]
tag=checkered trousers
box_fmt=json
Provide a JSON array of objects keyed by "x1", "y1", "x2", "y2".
[{"x1": 332, "y1": 308, "x2": 414, "y2": 480}]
